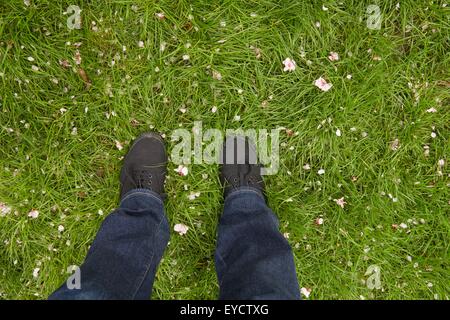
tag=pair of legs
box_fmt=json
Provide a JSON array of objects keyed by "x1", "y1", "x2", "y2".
[{"x1": 49, "y1": 133, "x2": 300, "y2": 300}]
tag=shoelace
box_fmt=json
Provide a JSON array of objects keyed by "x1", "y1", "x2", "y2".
[
  {"x1": 231, "y1": 164, "x2": 260, "y2": 188},
  {"x1": 132, "y1": 168, "x2": 154, "y2": 190}
]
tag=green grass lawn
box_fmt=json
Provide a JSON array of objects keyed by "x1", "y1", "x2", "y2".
[{"x1": 0, "y1": 0, "x2": 449, "y2": 299}]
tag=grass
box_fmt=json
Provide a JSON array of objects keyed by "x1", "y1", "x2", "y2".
[{"x1": 0, "y1": 0, "x2": 449, "y2": 300}]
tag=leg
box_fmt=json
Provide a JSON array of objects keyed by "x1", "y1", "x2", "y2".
[
  {"x1": 216, "y1": 135, "x2": 300, "y2": 299},
  {"x1": 49, "y1": 189, "x2": 169, "y2": 299},
  {"x1": 215, "y1": 188, "x2": 300, "y2": 300},
  {"x1": 49, "y1": 132, "x2": 169, "y2": 299}
]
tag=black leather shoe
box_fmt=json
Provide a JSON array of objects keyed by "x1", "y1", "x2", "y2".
[
  {"x1": 119, "y1": 132, "x2": 167, "y2": 200},
  {"x1": 219, "y1": 135, "x2": 265, "y2": 199}
]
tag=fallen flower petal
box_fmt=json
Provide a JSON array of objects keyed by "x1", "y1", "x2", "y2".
[
  {"x1": 300, "y1": 287, "x2": 312, "y2": 298},
  {"x1": 334, "y1": 197, "x2": 346, "y2": 208},
  {"x1": 282, "y1": 57, "x2": 296, "y2": 72},
  {"x1": 174, "y1": 223, "x2": 189, "y2": 235},
  {"x1": 314, "y1": 77, "x2": 333, "y2": 92},
  {"x1": 115, "y1": 140, "x2": 123, "y2": 150},
  {"x1": 328, "y1": 52, "x2": 339, "y2": 61},
  {"x1": 28, "y1": 209, "x2": 39, "y2": 219},
  {"x1": 175, "y1": 165, "x2": 189, "y2": 176}
]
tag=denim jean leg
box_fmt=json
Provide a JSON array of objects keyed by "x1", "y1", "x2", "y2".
[
  {"x1": 49, "y1": 189, "x2": 170, "y2": 300},
  {"x1": 215, "y1": 187, "x2": 301, "y2": 300}
]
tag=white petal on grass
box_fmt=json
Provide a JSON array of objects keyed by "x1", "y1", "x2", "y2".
[
  {"x1": 300, "y1": 287, "x2": 311, "y2": 298},
  {"x1": 28, "y1": 209, "x2": 39, "y2": 219},
  {"x1": 115, "y1": 140, "x2": 124, "y2": 150},
  {"x1": 187, "y1": 192, "x2": 201, "y2": 200},
  {"x1": 32, "y1": 268, "x2": 40, "y2": 278},
  {"x1": 174, "y1": 223, "x2": 189, "y2": 235},
  {"x1": 282, "y1": 58, "x2": 296, "y2": 72},
  {"x1": 0, "y1": 203, "x2": 12, "y2": 216},
  {"x1": 334, "y1": 197, "x2": 347, "y2": 208},
  {"x1": 336, "y1": 129, "x2": 341, "y2": 137},
  {"x1": 155, "y1": 12, "x2": 165, "y2": 20},
  {"x1": 175, "y1": 165, "x2": 189, "y2": 176},
  {"x1": 314, "y1": 77, "x2": 333, "y2": 92},
  {"x1": 212, "y1": 70, "x2": 222, "y2": 80},
  {"x1": 318, "y1": 169, "x2": 325, "y2": 175},
  {"x1": 328, "y1": 52, "x2": 339, "y2": 61},
  {"x1": 58, "y1": 225, "x2": 64, "y2": 233}
]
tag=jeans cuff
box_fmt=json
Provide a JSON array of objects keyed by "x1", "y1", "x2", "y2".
[
  {"x1": 120, "y1": 188, "x2": 164, "y2": 206},
  {"x1": 224, "y1": 186, "x2": 266, "y2": 203}
]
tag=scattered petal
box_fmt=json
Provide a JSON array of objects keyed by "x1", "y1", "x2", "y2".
[
  {"x1": 74, "y1": 50, "x2": 81, "y2": 65},
  {"x1": 315, "y1": 217, "x2": 324, "y2": 225},
  {"x1": 155, "y1": 12, "x2": 165, "y2": 20},
  {"x1": 282, "y1": 57, "x2": 296, "y2": 72},
  {"x1": 318, "y1": 169, "x2": 325, "y2": 175},
  {"x1": 187, "y1": 192, "x2": 201, "y2": 200},
  {"x1": 0, "y1": 203, "x2": 12, "y2": 216},
  {"x1": 390, "y1": 138, "x2": 400, "y2": 151},
  {"x1": 335, "y1": 129, "x2": 342, "y2": 137},
  {"x1": 58, "y1": 225, "x2": 65, "y2": 233},
  {"x1": 32, "y1": 268, "x2": 40, "y2": 278},
  {"x1": 28, "y1": 209, "x2": 39, "y2": 219},
  {"x1": 314, "y1": 77, "x2": 333, "y2": 92},
  {"x1": 300, "y1": 287, "x2": 311, "y2": 298},
  {"x1": 334, "y1": 197, "x2": 347, "y2": 208},
  {"x1": 328, "y1": 52, "x2": 339, "y2": 61},
  {"x1": 174, "y1": 223, "x2": 189, "y2": 235},
  {"x1": 175, "y1": 165, "x2": 189, "y2": 176},
  {"x1": 212, "y1": 70, "x2": 222, "y2": 80},
  {"x1": 115, "y1": 140, "x2": 124, "y2": 150},
  {"x1": 426, "y1": 107, "x2": 437, "y2": 113}
]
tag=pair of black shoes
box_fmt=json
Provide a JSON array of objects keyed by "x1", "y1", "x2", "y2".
[{"x1": 119, "y1": 132, "x2": 265, "y2": 201}]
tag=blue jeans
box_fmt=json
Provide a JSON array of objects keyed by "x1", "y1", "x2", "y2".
[{"x1": 49, "y1": 188, "x2": 300, "y2": 300}]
